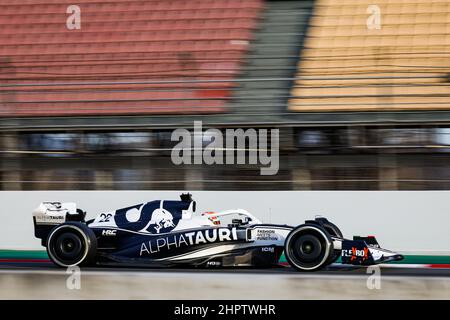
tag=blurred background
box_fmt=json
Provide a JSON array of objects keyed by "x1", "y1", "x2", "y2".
[{"x1": 0, "y1": 0, "x2": 450, "y2": 190}]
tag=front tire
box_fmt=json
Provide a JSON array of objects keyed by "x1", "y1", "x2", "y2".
[
  {"x1": 284, "y1": 224, "x2": 333, "y2": 271},
  {"x1": 46, "y1": 222, "x2": 97, "y2": 268}
]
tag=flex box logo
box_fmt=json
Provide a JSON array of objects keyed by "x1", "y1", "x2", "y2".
[{"x1": 341, "y1": 241, "x2": 374, "y2": 265}]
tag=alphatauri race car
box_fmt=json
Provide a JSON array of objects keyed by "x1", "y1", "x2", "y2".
[{"x1": 32, "y1": 194, "x2": 403, "y2": 271}]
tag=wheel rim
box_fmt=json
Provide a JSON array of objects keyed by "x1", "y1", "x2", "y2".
[
  {"x1": 47, "y1": 226, "x2": 89, "y2": 267},
  {"x1": 286, "y1": 226, "x2": 331, "y2": 271},
  {"x1": 293, "y1": 235, "x2": 322, "y2": 263},
  {"x1": 55, "y1": 233, "x2": 83, "y2": 261}
]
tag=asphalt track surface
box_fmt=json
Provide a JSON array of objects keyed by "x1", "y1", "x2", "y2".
[
  {"x1": 2, "y1": 261, "x2": 450, "y2": 299},
  {"x1": 1, "y1": 260, "x2": 450, "y2": 277}
]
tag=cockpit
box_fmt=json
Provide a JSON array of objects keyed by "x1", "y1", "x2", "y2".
[{"x1": 201, "y1": 209, "x2": 261, "y2": 228}]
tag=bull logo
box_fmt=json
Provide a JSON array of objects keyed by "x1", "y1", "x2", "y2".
[{"x1": 149, "y1": 205, "x2": 176, "y2": 234}]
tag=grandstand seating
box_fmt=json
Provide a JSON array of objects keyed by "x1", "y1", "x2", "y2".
[
  {"x1": 229, "y1": 0, "x2": 314, "y2": 115},
  {"x1": 288, "y1": 0, "x2": 450, "y2": 112},
  {"x1": 0, "y1": 0, "x2": 263, "y2": 116}
]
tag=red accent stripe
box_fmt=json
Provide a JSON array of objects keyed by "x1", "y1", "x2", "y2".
[
  {"x1": 429, "y1": 264, "x2": 450, "y2": 269},
  {"x1": 0, "y1": 258, "x2": 51, "y2": 263}
]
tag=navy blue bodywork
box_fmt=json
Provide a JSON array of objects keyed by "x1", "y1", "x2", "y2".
[{"x1": 34, "y1": 194, "x2": 403, "y2": 270}]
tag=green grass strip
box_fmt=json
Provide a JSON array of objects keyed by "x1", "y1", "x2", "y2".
[
  {"x1": 0, "y1": 249, "x2": 48, "y2": 259},
  {"x1": 2, "y1": 250, "x2": 450, "y2": 265}
]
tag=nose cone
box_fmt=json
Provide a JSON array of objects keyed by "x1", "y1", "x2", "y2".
[{"x1": 393, "y1": 254, "x2": 404, "y2": 262}]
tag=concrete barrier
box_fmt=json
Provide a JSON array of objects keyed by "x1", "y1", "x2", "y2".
[{"x1": 1, "y1": 191, "x2": 449, "y2": 254}]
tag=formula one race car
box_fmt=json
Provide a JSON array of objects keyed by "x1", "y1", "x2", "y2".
[{"x1": 32, "y1": 194, "x2": 403, "y2": 271}]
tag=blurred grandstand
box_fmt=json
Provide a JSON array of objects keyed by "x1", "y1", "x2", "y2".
[{"x1": 0, "y1": 0, "x2": 450, "y2": 190}]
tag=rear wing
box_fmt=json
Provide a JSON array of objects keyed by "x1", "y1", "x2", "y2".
[{"x1": 32, "y1": 202, "x2": 85, "y2": 244}]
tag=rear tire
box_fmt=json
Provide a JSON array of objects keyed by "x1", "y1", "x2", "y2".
[
  {"x1": 46, "y1": 222, "x2": 97, "y2": 268},
  {"x1": 284, "y1": 224, "x2": 333, "y2": 271}
]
